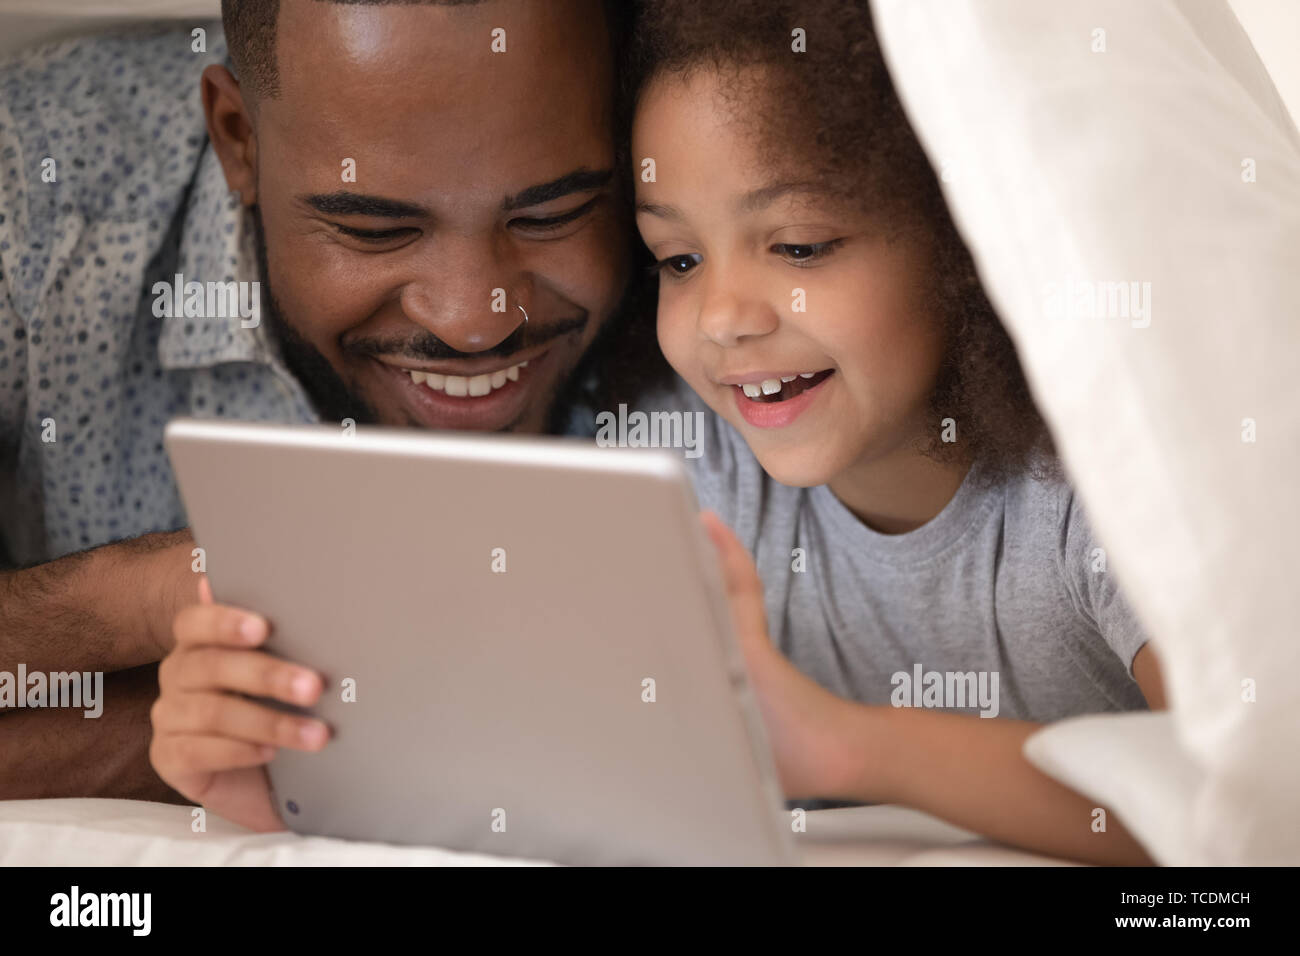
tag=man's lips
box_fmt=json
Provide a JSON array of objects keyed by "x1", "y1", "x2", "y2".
[
  {"x1": 379, "y1": 342, "x2": 554, "y2": 378},
  {"x1": 371, "y1": 346, "x2": 555, "y2": 431}
]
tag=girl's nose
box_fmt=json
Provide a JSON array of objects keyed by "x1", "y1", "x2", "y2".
[{"x1": 697, "y1": 285, "x2": 780, "y2": 347}]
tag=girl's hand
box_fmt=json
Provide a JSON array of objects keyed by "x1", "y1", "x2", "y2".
[
  {"x1": 698, "y1": 511, "x2": 859, "y2": 800},
  {"x1": 150, "y1": 576, "x2": 329, "y2": 832}
]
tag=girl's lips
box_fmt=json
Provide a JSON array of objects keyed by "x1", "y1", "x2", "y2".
[{"x1": 731, "y1": 370, "x2": 835, "y2": 429}]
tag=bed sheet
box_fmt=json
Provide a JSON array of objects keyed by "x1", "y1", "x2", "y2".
[{"x1": 0, "y1": 799, "x2": 1073, "y2": 867}]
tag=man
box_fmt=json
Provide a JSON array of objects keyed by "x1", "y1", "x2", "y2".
[{"x1": 0, "y1": 0, "x2": 646, "y2": 801}]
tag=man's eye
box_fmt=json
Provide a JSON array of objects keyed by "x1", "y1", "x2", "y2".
[
  {"x1": 511, "y1": 196, "x2": 600, "y2": 231},
  {"x1": 334, "y1": 224, "x2": 418, "y2": 244},
  {"x1": 772, "y1": 239, "x2": 843, "y2": 264},
  {"x1": 651, "y1": 253, "x2": 702, "y2": 277}
]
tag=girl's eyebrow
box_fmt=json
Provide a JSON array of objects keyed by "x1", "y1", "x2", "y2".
[
  {"x1": 635, "y1": 200, "x2": 684, "y2": 221},
  {"x1": 735, "y1": 180, "x2": 820, "y2": 214},
  {"x1": 636, "y1": 181, "x2": 826, "y2": 222}
]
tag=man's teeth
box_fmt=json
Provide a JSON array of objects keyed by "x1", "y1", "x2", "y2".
[{"x1": 408, "y1": 360, "x2": 527, "y2": 397}]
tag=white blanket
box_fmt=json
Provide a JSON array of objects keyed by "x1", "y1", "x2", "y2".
[
  {"x1": 0, "y1": 799, "x2": 1072, "y2": 866},
  {"x1": 873, "y1": 0, "x2": 1300, "y2": 864}
]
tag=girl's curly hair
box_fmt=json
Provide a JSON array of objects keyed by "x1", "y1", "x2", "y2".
[{"x1": 624, "y1": 0, "x2": 1058, "y2": 483}]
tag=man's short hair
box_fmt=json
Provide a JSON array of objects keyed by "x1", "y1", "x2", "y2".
[{"x1": 221, "y1": 0, "x2": 631, "y2": 100}]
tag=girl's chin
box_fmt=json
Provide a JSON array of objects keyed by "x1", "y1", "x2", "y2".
[{"x1": 751, "y1": 446, "x2": 839, "y2": 489}]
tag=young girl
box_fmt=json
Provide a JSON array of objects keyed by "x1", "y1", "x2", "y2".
[{"x1": 629, "y1": 0, "x2": 1164, "y2": 864}]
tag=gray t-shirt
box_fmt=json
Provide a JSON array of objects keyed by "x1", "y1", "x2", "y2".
[{"x1": 642, "y1": 380, "x2": 1150, "y2": 723}]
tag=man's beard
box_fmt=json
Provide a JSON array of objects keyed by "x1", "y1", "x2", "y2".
[{"x1": 253, "y1": 208, "x2": 383, "y2": 426}]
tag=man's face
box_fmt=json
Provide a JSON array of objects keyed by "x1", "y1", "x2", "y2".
[{"x1": 244, "y1": 0, "x2": 626, "y2": 432}]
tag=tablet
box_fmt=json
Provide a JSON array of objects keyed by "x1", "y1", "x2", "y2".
[{"x1": 165, "y1": 418, "x2": 796, "y2": 866}]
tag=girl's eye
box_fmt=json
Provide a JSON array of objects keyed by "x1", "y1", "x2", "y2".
[
  {"x1": 652, "y1": 253, "x2": 702, "y2": 277},
  {"x1": 772, "y1": 239, "x2": 843, "y2": 264}
]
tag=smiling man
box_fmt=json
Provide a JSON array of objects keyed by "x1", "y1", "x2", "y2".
[{"x1": 0, "y1": 0, "x2": 645, "y2": 800}]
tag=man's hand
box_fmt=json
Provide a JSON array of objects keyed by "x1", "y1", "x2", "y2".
[{"x1": 150, "y1": 577, "x2": 330, "y2": 832}]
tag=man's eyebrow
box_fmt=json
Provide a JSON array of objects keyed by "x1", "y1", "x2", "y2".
[
  {"x1": 503, "y1": 168, "x2": 613, "y2": 211},
  {"x1": 299, "y1": 193, "x2": 430, "y2": 219}
]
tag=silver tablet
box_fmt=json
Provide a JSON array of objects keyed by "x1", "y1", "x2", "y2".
[{"x1": 165, "y1": 418, "x2": 796, "y2": 866}]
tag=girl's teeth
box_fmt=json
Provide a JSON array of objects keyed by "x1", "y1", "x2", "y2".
[
  {"x1": 780, "y1": 376, "x2": 796, "y2": 383},
  {"x1": 760, "y1": 379, "x2": 782, "y2": 395},
  {"x1": 741, "y1": 383, "x2": 763, "y2": 398},
  {"x1": 799, "y1": 372, "x2": 816, "y2": 379},
  {"x1": 409, "y1": 360, "x2": 527, "y2": 397}
]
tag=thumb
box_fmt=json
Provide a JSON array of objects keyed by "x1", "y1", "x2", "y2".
[{"x1": 699, "y1": 510, "x2": 770, "y2": 643}]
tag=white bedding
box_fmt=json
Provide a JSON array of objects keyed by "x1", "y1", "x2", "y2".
[
  {"x1": 874, "y1": 0, "x2": 1300, "y2": 865},
  {"x1": 0, "y1": 799, "x2": 1072, "y2": 867}
]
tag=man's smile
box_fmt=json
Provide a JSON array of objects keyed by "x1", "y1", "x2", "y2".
[{"x1": 368, "y1": 340, "x2": 567, "y2": 431}]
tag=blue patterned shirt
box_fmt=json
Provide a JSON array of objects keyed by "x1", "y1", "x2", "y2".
[{"x1": 0, "y1": 24, "x2": 323, "y2": 567}]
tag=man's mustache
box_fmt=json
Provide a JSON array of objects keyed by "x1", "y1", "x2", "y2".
[{"x1": 345, "y1": 314, "x2": 588, "y2": 363}]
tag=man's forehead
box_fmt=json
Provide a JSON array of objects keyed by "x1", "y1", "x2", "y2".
[
  {"x1": 264, "y1": 0, "x2": 614, "y2": 168},
  {"x1": 273, "y1": 0, "x2": 611, "y2": 104}
]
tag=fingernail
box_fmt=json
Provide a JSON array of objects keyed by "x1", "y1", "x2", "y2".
[
  {"x1": 292, "y1": 673, "x2": 316, "y2": 702},
  {"x1": 240, "y1": 616, "x2": 266, "y2": 643},
  {"x1": 299, "y1": 722, "x2": 327, "y2": 747}
]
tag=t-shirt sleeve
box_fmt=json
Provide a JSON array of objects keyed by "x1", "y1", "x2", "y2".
[{"x1": 1057, "y1": 489, "x2": 1151, "y2": 678}]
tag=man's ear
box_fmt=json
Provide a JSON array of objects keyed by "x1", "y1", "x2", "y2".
[{"x1": 201, "y1": 64, "x2": 259, "y2": 207}]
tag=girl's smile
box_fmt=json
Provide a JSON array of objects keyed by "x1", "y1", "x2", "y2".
[{"x1": 727, "y1": 369, "x2": 837, "y2": 429}]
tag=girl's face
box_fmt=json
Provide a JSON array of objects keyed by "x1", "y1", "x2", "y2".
[{"x1": 633, "y1": 68, "x2": 948, "y2": 488}]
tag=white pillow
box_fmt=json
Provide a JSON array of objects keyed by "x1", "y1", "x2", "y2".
[
  {"x1": 873, "y1": 0, "x2": 1300, "y2": 864},
  {"x1": 1023, "y1": 712, "x2": 1204, "y2": 865}
]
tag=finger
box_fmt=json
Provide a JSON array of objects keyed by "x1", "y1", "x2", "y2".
[
  {"x1": 173, "y1": 601, "x2": 268, "y2": 649},
  {"x1": 151, "y1": 733, "x2": 276, "y2": 777},
  {"x1": 164, "y1": 647, "x2": 323, "y2": 707},
  {"x1": 699, "y1": 511, "x2": 769, "y2": 639},
  {"x1": 198, "y1": 575, "x2": 213, "y2": 605},
  {"x1": 153, "y1": 692, "x2": 330, "y2": 752}
]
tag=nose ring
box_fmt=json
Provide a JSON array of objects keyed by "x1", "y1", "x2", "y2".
[{"x1": 517, "y1": 303, "x2": 528, "y2": 326}]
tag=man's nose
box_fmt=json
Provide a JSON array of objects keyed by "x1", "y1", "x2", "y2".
[
  {"x1": 398, "y1": 239, "x2": 528, "y2": 353},
  {"x1": 696, "y1": 273, "x2": 780, "y2": 348}
]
